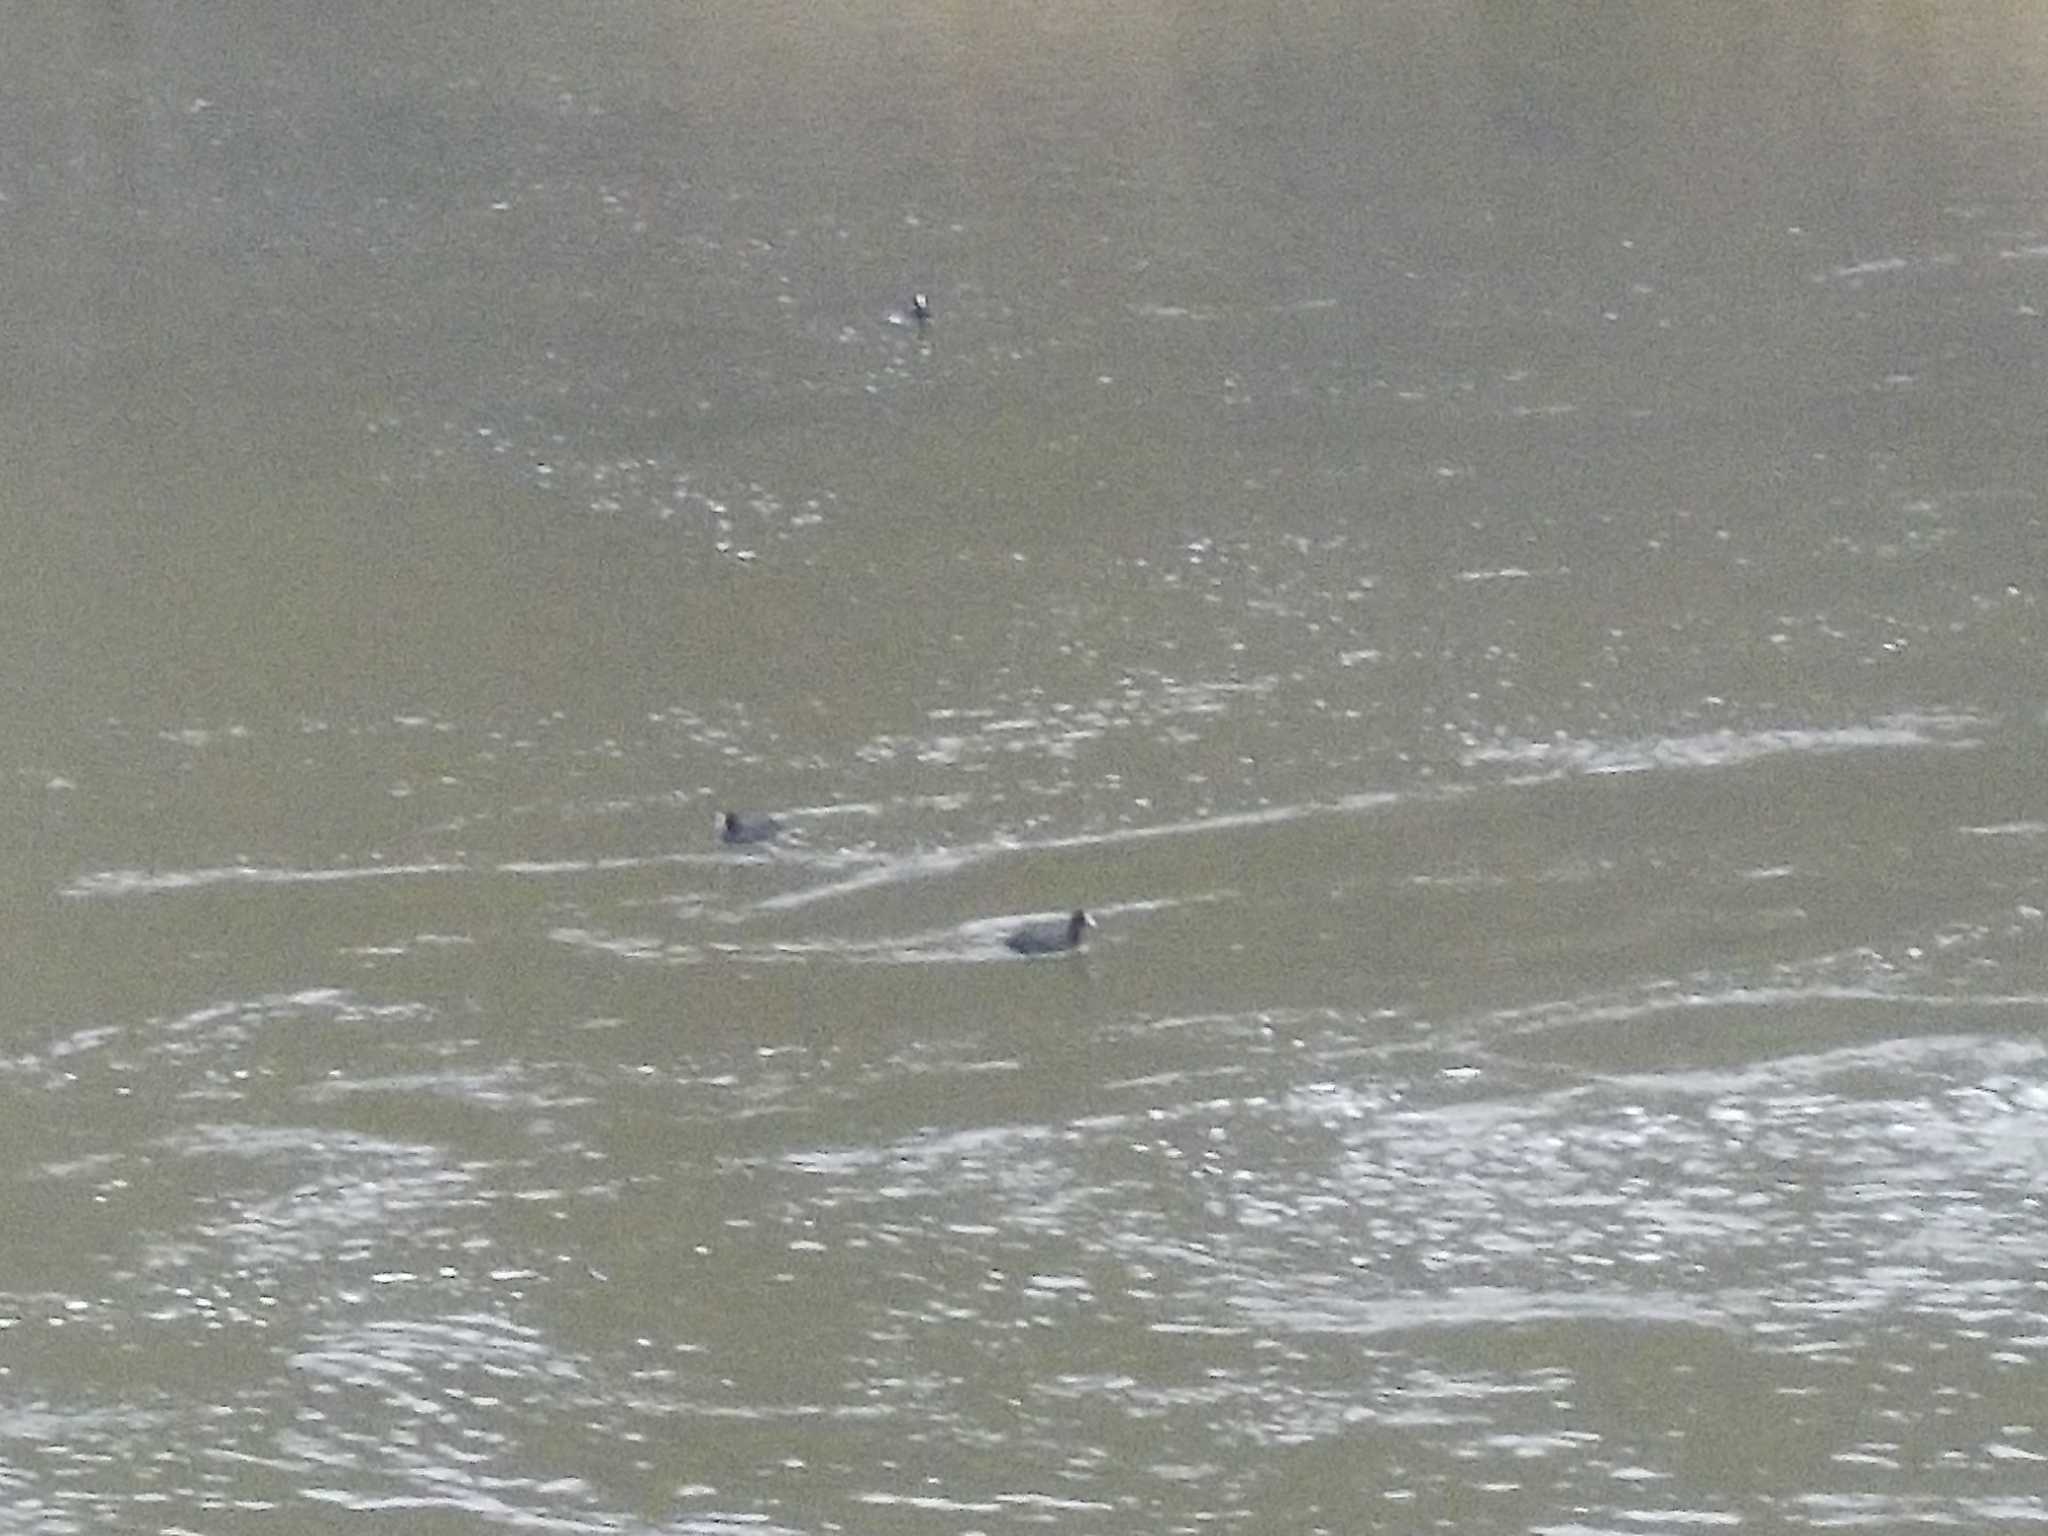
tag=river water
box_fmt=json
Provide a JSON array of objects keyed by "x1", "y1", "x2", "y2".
[{"x1": 7, "y1": 1, "x2": 2048, "y2": 1530}]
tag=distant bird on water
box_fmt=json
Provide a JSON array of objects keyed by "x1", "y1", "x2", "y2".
[
  {"x1": 718, "y1": 811, "x2": 781, "y2": 846},
  {"x1": 911, "y1": 291, "x2": 932, "y2": 327},
  {"x1": 1004, "y1": 909, "x2": 1093, "y2": 956}
]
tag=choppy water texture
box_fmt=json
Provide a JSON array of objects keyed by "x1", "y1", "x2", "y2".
[{"x1": 8, "y1": 2, "x2": 2048, "y2": 1531}]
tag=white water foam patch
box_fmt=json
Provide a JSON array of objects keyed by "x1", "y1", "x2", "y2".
[
  {"x1": 756, "y1": 795, "x2": 1399, "y2": 913},
  {"x1": 1810, "y1": 251, "x2": 1961, "y2": 286},
  {"x1": 63, "y1": 861, "x2": 467, "y2": 900},
  {"x1": 61, "y1": 846, "x2": 871, "y2": 903},
  {"x1": 1461, "y1": 712, "x2": 1983, "y2": 778}
]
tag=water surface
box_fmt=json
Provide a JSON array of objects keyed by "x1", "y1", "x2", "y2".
[{"x1": 8, "y1": 1, "x2": 2048, "y2": 1530}]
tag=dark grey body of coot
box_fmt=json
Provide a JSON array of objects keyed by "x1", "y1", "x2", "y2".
[
  {"x1": 1005, "y1": 909, "x2": 1093, "y2": 955},
  {"x1": 718, "y1": 811, "x2": 781, "y2": 846}
]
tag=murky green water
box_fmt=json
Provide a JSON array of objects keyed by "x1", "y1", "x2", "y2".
[{"x1": 8, "y1": 1, "x2": 2048, "y2": 1529}]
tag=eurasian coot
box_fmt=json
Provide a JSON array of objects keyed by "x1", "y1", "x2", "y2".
[
  {"x1": 718, "y1": 811, "x2": 781, "y2": 846},
  {"x1": 1004, "y1": 909, "x2": 1093, "y2": 955}
]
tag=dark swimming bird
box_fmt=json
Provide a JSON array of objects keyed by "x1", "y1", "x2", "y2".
[
  {"x1": 718, "y1": 811, "x2": 781, "y2": 846},
  {"x1": 1004, "y1": 909, "x2": 1093, "y2": 955},
  {"x1": 911, "y1": 291, "x2": 932, "y2": 326}
]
